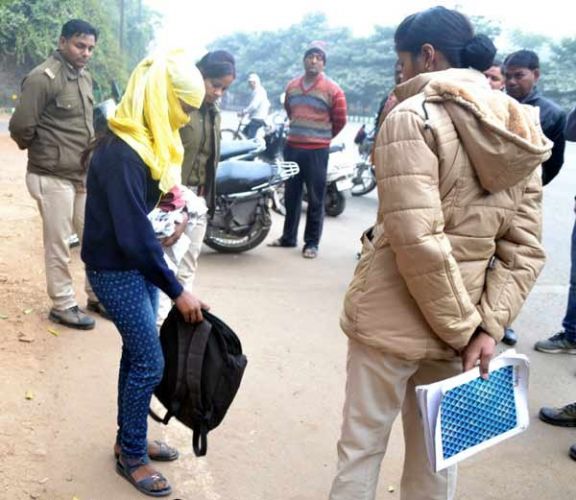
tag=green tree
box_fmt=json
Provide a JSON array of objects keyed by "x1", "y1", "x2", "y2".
[
  {"x1": 509, "y1": 30, "x2": 550, "y2": 53},
  {"x1": 0, "y1": 0, "x2": 157, "y2": 102},
  {"x1": 468, "y1": 14, "x2": 502, "y2": 40},
  {"x1": 545, "y1": 37, "x2": 576, "y2": 109},
  {"x1": 209, "y1": 13, "x2": 397, "y2": 116}
]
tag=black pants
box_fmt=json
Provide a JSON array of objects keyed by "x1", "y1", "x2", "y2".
[
  {"x1": 281, "y1": 145, "x2": 329, "y2": 248},
  {"x1": 243, "y1": 118, "x2": 266, "y2": 139}
]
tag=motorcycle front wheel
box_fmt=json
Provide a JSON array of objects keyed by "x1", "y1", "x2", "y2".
[
  {"x1": 351, "y1": 162, "x2": 377, "y2": 196},
  {"x1": 204, "y1": 218, "x2": 271, "y2": 253}
]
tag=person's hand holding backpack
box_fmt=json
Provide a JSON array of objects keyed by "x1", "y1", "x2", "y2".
[{"x1": 175, "y1": 290, "x2": 209, "y2": 323}]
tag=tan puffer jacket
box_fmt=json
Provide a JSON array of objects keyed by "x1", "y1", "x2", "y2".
[{"x1": 341, "y1": 68, "x2": 552, "y2": 360}]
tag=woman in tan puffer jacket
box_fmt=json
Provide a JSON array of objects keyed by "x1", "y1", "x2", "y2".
[{"x1": 330, "y1": 7, "x2": 552, "y2": 500}]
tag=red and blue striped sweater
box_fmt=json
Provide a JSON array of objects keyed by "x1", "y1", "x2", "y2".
[{"x1": 284, "y1": 72, "x2": 347, "y2": 149}]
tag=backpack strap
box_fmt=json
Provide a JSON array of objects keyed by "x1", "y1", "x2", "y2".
[
  {"x1": 148, "y1": 407, "x2": 168, "y2": 424},
  {"x1": 193, "y1": 424, "x2": 208, "y2": 456},
  {"x1": 181, "y1": 318, "x2": 212, "y2": 457},
  {"x1": 182, "y1": 318, "x2": 212, "y2": 411},
  {"x1": 172, "y1": 317, "x2": 200, "y2": 406}
]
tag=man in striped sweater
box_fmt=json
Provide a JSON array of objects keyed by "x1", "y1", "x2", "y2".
[{"x1": 269, "y1": 42, "x2": 347, "y2": 259}]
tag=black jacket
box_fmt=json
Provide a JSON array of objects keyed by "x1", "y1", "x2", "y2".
[
  {"x1": 566, "y1": 106, "x2": 576, "y2": 142},
  {"x1": 520, "y1": 88, "x2": 566, "y2": 185},
  {"x1": 82, "y1": 136, "x2": 183, "y2": 299}
]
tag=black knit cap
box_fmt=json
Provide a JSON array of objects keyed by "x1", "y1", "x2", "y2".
[{"x1": 304, "y1": 41, "x2": 327, "y2": 63}]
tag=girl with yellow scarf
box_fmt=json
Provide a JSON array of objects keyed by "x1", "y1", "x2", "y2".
[{"x1": 81, "y1": 49, "x2": 208, "y2": 497}]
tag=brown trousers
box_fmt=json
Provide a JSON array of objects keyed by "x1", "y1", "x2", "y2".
[{"x1": 329, "y1": 338, "x2": 460, "y2": 500}]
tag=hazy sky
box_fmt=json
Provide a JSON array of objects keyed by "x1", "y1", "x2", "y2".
[{"x1": 145, "y1": 0, "x2": 574, "y2": 54}]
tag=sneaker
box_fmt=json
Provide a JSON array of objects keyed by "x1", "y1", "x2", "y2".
[
  {"x1": 86, "y1": 300, "x2": 111, "y2": 320},
  {"x1": 49, "y1": 306, "x2": 95, "y2": 330},
  {"x1": 534, "y1": 331, "x2": 576, "y2": 354},
  {"x1": 502, "y1": 327, "x2": 518, "y2": 346},
  {"x1": 539, "y1": 402, "x2": 576, "y2": 427}
]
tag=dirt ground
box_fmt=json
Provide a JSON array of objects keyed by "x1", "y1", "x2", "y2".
[
  {"x1": 0, "y1": 133, "x2": 62, "y2": 498},
  {"x1": 2, "y1": 126, "x2": 576, "y2": 500}
]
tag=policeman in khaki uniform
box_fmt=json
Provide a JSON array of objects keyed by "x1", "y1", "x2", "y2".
[{"x1": 9, "y1": 19, "x2": 104, "y2": 329}]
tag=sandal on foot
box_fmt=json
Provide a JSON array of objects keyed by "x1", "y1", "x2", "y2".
[
  {"x1": 267, "y1": 237, "x2": 296, "y2": 248},
  {"x1": 114, "y1": 440, "x2": 179, "y2": 462},
  {"x1": 302, "y1": 246, "x2": 318, "y2": 259},
  {"x1": 116, "y1": 457, "x2": 172, "y2": 497}
]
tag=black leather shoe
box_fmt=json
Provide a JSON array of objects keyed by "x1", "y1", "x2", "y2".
[
  {"x1": 87, "y1": 300, "x2": 111, "y2": 320},
  {"x1": 502, "y1": 327, "x2": 518, "y2": 346},
  {"x1": 539, "y1": 402, "x2": 576, "y2": 427},
  {"x1": 570, "y1": 444, "x2": 576, "y2": 461}
]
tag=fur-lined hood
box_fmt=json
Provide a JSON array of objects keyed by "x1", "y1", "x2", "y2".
[{"x1": 395, "y1": 68, "x2": 552, "y2": 193}]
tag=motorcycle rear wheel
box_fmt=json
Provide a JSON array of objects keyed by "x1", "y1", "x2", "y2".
[
  {"x1": 351, "y1": 162, "x2": 377, "y2": 196},
  {"x1": 204, "y1": 218, "x2": 271, "y2": 253},
  {"x1": 324, "y1": 185, "x2": 347, "y2": 217}
]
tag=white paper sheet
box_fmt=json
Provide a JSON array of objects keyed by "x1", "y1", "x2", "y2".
[{"x1": 415, "y1": 349, "x2": 530, "y2": 472}]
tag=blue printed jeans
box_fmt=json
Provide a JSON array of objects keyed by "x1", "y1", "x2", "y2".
[
  {"x1": 88, "y1": 270, "x2": 164, "y2": 459},
  {"x1": 562, "y1": 217, "x2": 576, "y2": 342}
]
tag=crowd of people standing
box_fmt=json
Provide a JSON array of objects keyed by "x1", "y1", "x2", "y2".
[{"x1": 6, "y1": 5, "x2": 576, "y2": 498}]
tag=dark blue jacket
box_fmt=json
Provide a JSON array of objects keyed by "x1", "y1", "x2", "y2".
[
  {"x1": 81, "y1": 136, "x2": 183, "y2": 299},
  {"x1": 520, "y1": 88, "x2": 566, "y2": 185}
]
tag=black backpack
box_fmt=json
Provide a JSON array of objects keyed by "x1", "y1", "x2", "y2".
[{"x1": 149, "y1": 308, "x2": 247, "y2": 456}]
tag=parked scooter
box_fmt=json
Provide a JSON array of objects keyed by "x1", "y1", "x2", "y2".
[
  {"x1": 269, "y1": 142, "x2": 354, "y2": 218},
  {"x1": 322, "y1": 143, "x2": 355, "y2": 217},
  {"x1": 237, "y1": 114, "x2": 354, "y2": 216},
  {"x1": 351, "y1": 124, "x2": 377, "y2": 196}
]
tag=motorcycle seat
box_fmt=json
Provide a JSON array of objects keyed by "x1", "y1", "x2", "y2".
[
  {"x1": 220, "y1": 139, "x2": 262, "y2": 160},
  {"x1": 216, "y1": 160, "x2": 275, "y2": 195}
]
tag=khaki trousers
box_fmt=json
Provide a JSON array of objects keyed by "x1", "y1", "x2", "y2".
[
  {"x1": 157, "y1": 212, "x2": 208, "y2": 326},
  {"x1": 329, "y1": 339, "x2": 460, "y2": 500},
  {"x1": 26, "y1": 172, "x2": 96, "y2": 310}
]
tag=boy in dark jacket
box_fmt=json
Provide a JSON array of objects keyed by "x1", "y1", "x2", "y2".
[{"x1": 504, "y1": 50, "x2": 566, "y2": 185}]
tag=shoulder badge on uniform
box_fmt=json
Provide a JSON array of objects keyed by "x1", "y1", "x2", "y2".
[{"x1": 44, "y1": 68, "x2": 56, "y2": 79}]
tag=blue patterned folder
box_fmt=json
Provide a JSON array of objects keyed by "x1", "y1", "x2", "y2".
[{"x1": 416, "y1": 351, "x2": 529, "y2": 472}]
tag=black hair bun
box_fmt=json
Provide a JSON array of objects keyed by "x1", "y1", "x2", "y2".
[
  {"x1": 197, "y1": 50, "x2": 236, "y2": 79},
  {"x1": 461, "y1": 34, "x2": 497, "y2": 71}
]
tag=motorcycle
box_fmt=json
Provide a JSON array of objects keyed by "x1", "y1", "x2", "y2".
[
  {"x1": 351, "y1": 124, "x2": 377, "y2": 196},
  {"x1": 204, "y1": 154, "x2": 299, "y2": 253}
]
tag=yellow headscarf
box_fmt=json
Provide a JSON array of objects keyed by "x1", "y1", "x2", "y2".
[{"x1": 108, "y1": 49, "x2": 206, "y2": 193}]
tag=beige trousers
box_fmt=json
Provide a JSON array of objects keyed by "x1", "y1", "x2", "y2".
[
  {"x1": 329, "y1": 339, "x2": 460, "y2": 500},
  {"x1": 26, "y1": 172, "x2": 96, "y2": 310},
  {"x1": 157, "y1": 212, "x2": 208, "y2": 326}
]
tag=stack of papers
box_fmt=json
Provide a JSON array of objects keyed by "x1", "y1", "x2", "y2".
[{"x1": 415, "y1": 350, "x2": 529, "y2": 472}]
